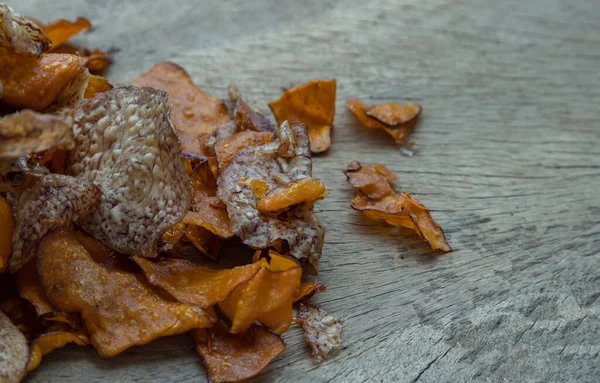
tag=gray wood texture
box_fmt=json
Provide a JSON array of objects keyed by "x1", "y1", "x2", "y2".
[{"x1": 9, "y1": 0, "x2": 600, "y2": 381}]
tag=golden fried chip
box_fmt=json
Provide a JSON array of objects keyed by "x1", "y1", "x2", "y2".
[
  {"x1": 346, "y1": 99, "x2": 421, "y2": 145},
  {"x1": 0, "y1": 4, "x2": 50, "y2": 56},
  {"x1": 0, "y1": 196, "x2": 13, "y2": 273},
  {"x1": 214, "y1": 131, "x2": 273, "y2": 172},
  {"x1": 257, "y1": 178, "x2": 327, "y2": 213},
  {"x1": 269, "y1": 79, "x2": 336, "y2": 153},
  {"x1": 293, "y1": 281, "x2": 326, "y2": 303},
  {"x1": 158, "y1": 221, "x2": 186, "y2": 253},
  {"x1": 43, "y1": 17, "x2": 90, "y2": 49},
  {"x1": 27, "y1": 328, "x2": 89, "y2": 372},
  {"x1": 217, "y1": 122, "x2": 325, "y2": 274},
  {"x1": 82, "y1": 48, "x2": 110, "y2": 73},
  {"x1": 134, "y1": 257, "x2": 264, "y2": 308},
  {"x1": 219, "y1": 253, "x2": 302, "y2": 334},
  {"x1": 67, "y1": 87, "x2": 190, "y2": 258},
  {"x1": 131, "y1": 62, "x2": 230, "y2": 156},
  {"x1": 344, "y1": 161, "x2": 451, "y2": 252},
  {"x1": 37, "y1": 231, "x2": 215, "y2": 357},
  {"x1": 184, "y1": 224, "x2": 225, "y2": 261},
  {"x1": 296, "y1": 303, "x2": 342, "y2": 363},
  {"x1": 83, "y1": 74, "x2": 112, "y2": 98},
  {"x1": 191, "y1": 323, "x2": 286, "y2": 383},
  {"x1": 0, "y1": 309, "x2": 29, "y2": 383}
]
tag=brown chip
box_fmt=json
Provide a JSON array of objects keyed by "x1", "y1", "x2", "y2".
[
  {"x1": 0, "y1": 4, "x2": 51, "y2": 56},
  {"x1": 217, "y1": 121, "x2": 325, "y2": 273},
  {"x1": 9, "y1": 174, "x2": 101, "y2": 273},
  {"x1": 0, "y1": 309, "x2": 29, "y2": 383},
  {"x1": 0, "y1": 110, "x2": 74, "y2": 160},
  {"x1": 269, "y1": 79, "x2": 336, "y2": 154},
  {"x1": 296, "y1": 303, "x2": 342, "y2": 363},
  {"x1": 67, "y1": 87, "x2": 190, "y2": 258},
  {"x1": 42, "y1": 17, "x2": 91, "y2": 49},
  {"x1": 233, "y1": 99, "x2": 274, "y2": 133},
  {"x1": 83, "y1": 74, "x2": 112, "y2": 99},
  {"x1": 131, "y1": 62, "x2": 230, "y2": 156},
  {"x1": 343, "y1": 160, "x2": 396, "y2": 200},
  {"x1": 37, "y1": 231, "x2": 215, "y2": 357},
  {"x1": 0, "y1": 196, "x2": 14, "y2": 273},
  {"x1": 214, "y1": 131, "x2": 273, "y2": 172}
]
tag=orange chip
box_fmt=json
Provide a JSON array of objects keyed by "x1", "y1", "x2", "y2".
[
  {"x1": 269, "y1": 79, "x2": 336, "y2": 154},
  {"x1": 184, "y1": 224, "x2": 225, "y2": 261},
  {"x1": 344, "y1": 161, "x2": 451, "y2": 252},
  {"x1": 0, "y1": 196, "x2": 13, "y2": 273},
  {"x1": 257, "y1": 178, "x2": 327, "y2": 213},
  {"x1": 37, "y1": 231, "x2": 215, "y2": 357},
  {"x1": 82, "y1": 48, "x2": 111, "y2": 73},
  {"x1": 27, "y1": 326, "x2": 89, "y2": 372},
  {"x1": 133, "y1": 257, "x2": 264, "y2": 308},
  {"x1": 131, "y1": 62, "x2": 230, "y2": 156},
  {"x1": 293, "y1": 281, "x2": 326, "y2": 303},
  {"x1": 84, "y1": 74, "x2": 113, "y2": 98},
  {"x1": 346, "y1": 99, "x2": 421, "y2": 145},
  {"x1": 43, "y1": 17, "x2": 91, "y2": 49},
  {"x1": 191, "y1": 323, "x2": 286, "y2": 383},
  {"x1": 219, "y1": 253, "x2": 302, "y2": 334},
  {"x1": 214, "y1": 131, "x2": 273, "y2": 172},
  {"x1": 158, "y1": 220, "x2": 187, "y2": 253}
]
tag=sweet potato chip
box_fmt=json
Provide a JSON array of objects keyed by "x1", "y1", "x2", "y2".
[
  {"x1": 67, "y1": 87, "x2": 190, "y2": 258},
  {"x1": 191, "y1": 323, "x2": 286, "y2": 383},
  {"x1": 83, "y1": 74, "x2": 112, "y2": 99},
  {"x1": 296, "y1": 303, "x2": 342, "y2": 363},
  {"x1": 27, "y1": 327, "x2": 89, "y2": 372},
  {"x1": 293, "y1": 281, "x2": 326, "y2": 303},
  {"x1": 0, "y1": 195, "x2": 13, "y2": 273},
  {"x1": 42, "y1": 17, "x2": 90, "y2": 49},
  {"x1": 219, "y1": 253, "x2": 302, "y2": 334},
  {"x1": 233, "y1": 99, "x2": 274, "y2": 133},
  {"x1": 158, "y1": 220, "x2": 186, "y2": 253},
  {"x1": 0, "y1": 297, "x2": 43, "y2": 342},
  {"x1": 131, "y1": 62, "x2": 230, "y2": 156},
  {"x1": 217, "y1": 121, "x2": 325, "y2": 273},
  {"x1": 37, "y1": 231, "x2": 215, "y2": 357},
  {"x1": 257, "y1": 178, "x2": 327, "y2": 213},
  {"x1": 10, "y1": 174, "x2": 101, "y2": 272},
  {"x1": 344, "y1": 161, "x2": 451, "y2": 252},
  {"x1": 214, "y1": 131, "x2": 273, "y2": 172},
  {"x1": 0, "y1": 4, "x2": 50, "y2": 56},
  {"x1": 0, "y1": 309, "x2": 29, "y2": 383},
  {"x1": 184, "y1": 225, "x2": 225, "y2": 261},
  {"x1": 268, "y1": 79, "x2": 336, "y2": 154},
  {"x1": 81, "y1": 48, "x2": 110, "y2": 73},
  {"x1": 133, "y1": 257, "x2": 264, "y2": 308},
  {"x1": 346, "y1": 99, "x2": 421, "y2": 145}
]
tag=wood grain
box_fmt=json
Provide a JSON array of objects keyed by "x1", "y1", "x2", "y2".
[{"x1": 8, "y1": 0, "x2": 600, "y2": 381}]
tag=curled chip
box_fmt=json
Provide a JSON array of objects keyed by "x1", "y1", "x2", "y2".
[
  {"x1": 293, "y1": 281, "x2": 326, "y2": 303},
  {"x1": 131, "y1": 62, "x2": 230, "y2": 156},
  {"x1": 83, "y1": 74, "x2": 112, "y2": 99},
  {"x1": 37, "y1": 231, "x2": 215, "y2": 357},
  {"x1": 0, "y1": 4, "x2": 50, "y2": 56},
  {"x1": 133, "y1": 257, "x2": 263, "y2": 308},
  {"x1": 0, "y1": 195, "x2": 13, "y2": 272},
  {"x1": 219, "y1": 253, "x2": 302, "y2": 334},
  {"x1": 27, "y1": 326, "x2": 89, "y2": 372},
  {"x1": 233, "y1": 99, "x2": 274, "y2": 133},
  {"x1": 296, "y1": 303, "x2": 342, "y2": 363},
  {"x1": 191, "y1": 323, "x2": 286, "y2": 383},
  {"x1": 217, "y1": 121, "x2": 326, "y2": 273},
  {"x1": 346, "y1": 99, "x2": 422, "y2": 145},
  {"x1": 257, "y1": 178, "x2": 327, "y2": 213},
  {"x1": 42, "y1": 17, "x2": 91, "y2": 49},
  {"x1": 9, "y1": 174, "x2": 101, "y2": 272},
  {"x1": 0, "y1": 309, "x2": 29, "y2": 383},
  {"x1": 68, "y1": 87, "x2": 190, "y2": 258},
  {"x1": 0, "y1": 110, "x2": 74, "y2": 160},
  {"x1": 214, "y1": 131, "x2": 273, "y2": 172},
  {"x1": 269, "y1": 79, "x2": 336, "y2": 154},
  {"x1": 344, "y1": 161, "x2": 451, "y2": 252}
]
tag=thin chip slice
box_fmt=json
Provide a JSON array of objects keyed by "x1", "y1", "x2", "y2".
[
  {"x1": 0, "y1": 110, "x2": 74, "y2": 160},
  {"x1": 344, "y1": 161, "x2": 451, "y2": 252},
  {"x1": 0, "y1": 309, "x2": 29, "y2": 383},
  {"x1": 0, "y1": 196, "x2": 13, "y2": 273},
  {"x1": 133, "y1": 257, "x2": 264, "y2": 308},
  {"x1": 10, "y1": 174, "x2": 101, "y2": 272},
  {"x1": 158, "y1": 221, "x2": 186, "y2": 253},
  {"x1": 131, "y1": 62, "x2": 230, "y2": 156},
  {"x1": 43, "y1": 17, "x2": 91, "y2": 49},
  {"x1": 233, "y1": 99, "x2": 274, "y2": 133},
  {"x1": 83, "y1": 74, "x2": 112, "y2": 99},
  {"x1": 269, "y1": 79, "x2": 336, "y2": 154},
  {"x1": 191, "y1": 323, "x2": 286, "y2": 383},
  {"x1": 296, "y1": 303, "x2": 342, "y2": 363},
  {"x1": 68, "y1": 87, "x2": 190, "y2": 258},
  {"x1": 37, "y1": 231, "x2": 215, "y2": 357},
  {"x1": 27, "y1": 328, "x2": 89, "y2": 372},
  {"x1": 184, "y1": 224, "x2": 225, "y2": 261},
  {"x1": 346, "y1": 99, "x2": 421, "y2": 145},
  {"x1": 43, "y1": 66, "x2": 89, "y2": 112},
  {"x1": 0, "y1": 4, "x2": 50, "y2": 56},
  {"x1": 293, "y1": 281, "x2": 326, "y2": 303},
  {"x1": 214, "y1": 131, "x2": 273, "y2": 172},
  {"x1": 81, "y1": 48, "x2": 110, "y2": 73},
  {"x1": 257, "y1": 178, "x2": 327, "y2": 213},
  {"x1": 219, "y1": 254, "x2": 302, "y2": 334}
]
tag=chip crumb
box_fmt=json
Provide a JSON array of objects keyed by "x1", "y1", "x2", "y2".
[{"x1": 297, "y1": 303, "x2": 342, "y2": 363}]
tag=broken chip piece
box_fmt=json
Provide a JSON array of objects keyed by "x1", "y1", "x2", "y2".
[
  {"x1": 0, "y1": 309, "x2": 29, "y2": 383},
  {"x1": 344, "y1": 161, "x2": 451, "y2": 252},
  {"x1": 296, "y1": 303, "x2": 342, "y2": 363},
  {"x1": 42, "y1": 17, "x2": 91, "y2": 50},
  {"x1": 293, "y1": 281, "x2": 326, "y2": 303},
  {"x1": 269, "y1": 79, "x2": 336, "y2": 154},
  {"x1": 191, "y1": 323, "x2": 286, "y2": 383},
  {"x1": 27, "y1": 326, "x2": 89, "y2": 372},
  {"x1": 0, "y1": 4, "x2": 50, "y2": 56},
  {"x1": 257, "y1": 178, "x2": 327, "y2": 213},
  {"x1": 83, "y1": 74, "x2": 112, "y2": 99},
  {"x1": 346, "y1": 99, "x2": 421, "y2": 145}
]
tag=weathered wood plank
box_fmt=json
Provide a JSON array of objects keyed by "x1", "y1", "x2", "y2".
[{"x1": 8, "y1": 0, "x2": 600, "y2": 381}]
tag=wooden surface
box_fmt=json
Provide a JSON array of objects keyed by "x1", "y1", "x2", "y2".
[{"x1": 10, "y1": 0, "x2": 600, "y2": 381}]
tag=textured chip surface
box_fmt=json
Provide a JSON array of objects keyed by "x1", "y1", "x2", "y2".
[
  {"x1": 68, "y1": 87, "x2": 190, "y2": 257},
  {"x1": 0, "y1": 4, "x2": 50, "y2": 56},
  {"x1": 297, "y1": 303, "x2": 342, "y2": 363},
  {"x1": 0, "y1": 309, "x2": 29, "y2": 383}
]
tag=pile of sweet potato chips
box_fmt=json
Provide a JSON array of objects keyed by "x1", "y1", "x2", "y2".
[{"x1": 0, "y1": 4, "x2": 450, "y2": 382}]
